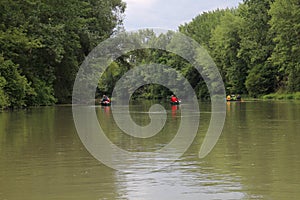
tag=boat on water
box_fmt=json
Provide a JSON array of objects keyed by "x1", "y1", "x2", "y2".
[
  {"x1": 100, "y1": 101, "x2": 111, "y2": 106},
  {"x1": 226, "y1": 94, "x2": 241, "y2": 101},
  {"x1": 227, "y1": 99, "x2": 241, "y2": 102},
  {"x1": 99, "y1": 95, "x2": 111, "y2": 106},
  {"x1": 170, "y1": 95, "x2": 180, "y2": 105},
  {"x1": 170, "y1": 101, "x2": 180, "y2": 105},
  {"x1": 94, "y1": 99, "x2": 111, "y2": 106}
]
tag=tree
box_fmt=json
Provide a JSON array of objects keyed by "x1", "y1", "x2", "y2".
[
  {"x1": 179, "y1": 9, "x2": 232, "y2": 98},
  {"x1": 245, "y1": 62, "x2": 277, "y2": 96},
  {"x1": 269, "y1": 0, "x2": 300, "y2": 92},
  {"x1": 238, "y1": 0, "x2": 277, "y2": 96},
  {"x1": 0, "y1": 76, "x2": 9, "y2": 108},
  {"x1": 0, "y1": 56, "x2": 34, "y2": 108},
  {"x1": 210, "y1": 11, "x2": 248, "y2": 94},
  {"x1": 179, "y1": 9, "x2": 231, "y2": 50},
  {"x1": 0, "y1": 0, "x2": 126, "y2": 107}
]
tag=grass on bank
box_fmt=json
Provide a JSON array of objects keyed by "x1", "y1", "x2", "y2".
[{"x1": 262, "y1": 92, "x2": 300, "y2": 100}]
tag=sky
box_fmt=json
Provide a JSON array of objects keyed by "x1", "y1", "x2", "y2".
[{"x1": 123, "y1": 0, "x2": 243, "y2": 31}]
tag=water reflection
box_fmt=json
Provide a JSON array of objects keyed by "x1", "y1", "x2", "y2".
[
  {"x1": 171, "y1": 105, "x2": 179, "y2": 118},
  {"x1": 0, "y1": 101, "x2": 299, "y2": 199},
  {"x1": 115, "y1": 160, "x2": 245, "y2": 200},
  {"x1": 96, "y1": 101, "x2": 245, "y2": 199},
  {"x1": 223, "y1": 101, "x2": 300, "y2": 199},
  {"x1": 0, "y1": 107, "x2": 120, "y2": 200}
]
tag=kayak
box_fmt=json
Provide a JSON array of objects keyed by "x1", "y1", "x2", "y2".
[
  {"x1": 170, "y1": 101, "x2": 180, "y2": 105},
  {"x1": 226, "y1": 99, "x2": 241, "y2": 102},
  {"x1": 100, "y1": 101, "x2": 111, "y2": 106}
]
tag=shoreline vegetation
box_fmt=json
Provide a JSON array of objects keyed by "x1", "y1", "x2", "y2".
[
  {"x1": 231, "y1": 92, "x2": 300, "y2": 101},
  {"x1": 1, "y1": 93, "x2": 300, "y2": 111},
  {"x1": 262, "y1": 92, "x2": 300, "y2": 101},
  {"x1": 1, "y1": 0, "x2": 299, "y2": 110}
]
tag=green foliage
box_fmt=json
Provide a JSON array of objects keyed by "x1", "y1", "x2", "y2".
[
  {"x1": 238, "y1": 0, "x2": 274, "y2": 65},
  {"x1": 237, "y1": 0, "x2": 276, "y2": 97},
  {"x1": 0, "y1": 57, "x2": 33, "y2": 108},
  {"x1": 263, "y1": 92, "x2": 300, "y2": 100},
  {"x1": 210, "y1": 12, "x2": 247, "y2": 94},
  {"x1": 98, "y1": 61, "x2": 123, "y2": 95},
  {"x1": 1, "y1": 0, "x2": 300, "y2": 105},
  {"x1": 28, "y1": 78, "x2": 57, "y2": 106},
  {"x1": 179, "y1": 0, "x2": 299, "y2": 98},
  {"x1": 0, "y1": 0, "x2": 125, "y2": 108},
  {"x1": 269, "y1": 0, "x2": 300, "y2": 92},
  {"x1": 179, "y1": 9, "x2": 231, "y2": 49},
  {"x1": 0, "y1": 76, "x2": 9, "y2": 108},
  {"x1": 98, "y1": 1, "x2": 299, "y2": 100},
  {"x1": 245, "y1": 63, "x2": 277, "y2": 96},
  {"x1": 97, "y1": 30, "x2": 201, "y2": 99}
]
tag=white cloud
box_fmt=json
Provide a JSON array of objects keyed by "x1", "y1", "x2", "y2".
[
  {"x1": 123, "y1": 0, "x2": 243, "y2": 30},
  {"x1": 125, "y1": 0, "x2": 157, "y2": 6}
]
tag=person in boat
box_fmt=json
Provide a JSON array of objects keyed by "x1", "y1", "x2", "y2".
[
  {"x1": 170, "y1": 95, "x2": 179, "y2": 103},
  {"x1": 236, "y1": 94, "x2": 241, "y2": 101},
  {"x1": 231, "y1": 94, "x2": 237, "y2": 101},
  {"x1": 226, "y1": 95, "x2": 231, "y2": 101},
  {"x1": 101, "y1": 95, "x2": 110, "y2": 104}
]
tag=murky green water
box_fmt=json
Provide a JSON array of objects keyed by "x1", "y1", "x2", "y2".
[{"x1": 0, "y1": 101, "x2": 299, "y2": 200}]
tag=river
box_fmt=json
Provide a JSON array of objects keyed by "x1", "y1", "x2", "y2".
[{"x1": 0, "y1": 101, "x2": 299, "y2": 200}]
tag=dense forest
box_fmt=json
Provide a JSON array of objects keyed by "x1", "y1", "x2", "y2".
[
  {"x1": 180, "y1": 0, "x2": 300, "y2": 98},
  {"x1": 1, "y1": 0, "x2": 300, "y2": 109},
  {"x1": 0, "y1": 0, "x2": 125, "y2": 108}
]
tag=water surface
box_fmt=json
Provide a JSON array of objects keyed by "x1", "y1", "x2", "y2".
[{"x1": 0, "y1": 101, "x2": 299, "y2": 199}]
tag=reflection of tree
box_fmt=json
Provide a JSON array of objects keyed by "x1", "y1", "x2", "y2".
[
  {"x1": 212, "y1": 102, "x2": 300, "y2": 199},
  {"x1": 0, "y1": 107, "x2": 120, "y2": 199},
  {"x1": 0, "y1": 111, "x2": 9, "y2": 148},
  {"x1": 0, "y1": 108, "x2": 56, "y2": 153},
  {"x1": 97, "y1": 100, "x2": 181, "y2": 152}
]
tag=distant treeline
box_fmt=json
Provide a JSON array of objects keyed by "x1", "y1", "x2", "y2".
[
  {"x1": 1, "y1": 0, "x2": 299, "y2": 109},
  {"x1": 99, "y1": 0, "x2": 300, "y2": 100}
]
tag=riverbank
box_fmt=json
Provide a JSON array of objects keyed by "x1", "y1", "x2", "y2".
[
  {"x1": 2, "y1": 93, "x2": 300, "y2": 111},
  {"x1": 262, "y1": 92, "x2": 300, "y2": 100},
  {"x1": 236, "y1": 92, "x2": 300, "y2": 101}
]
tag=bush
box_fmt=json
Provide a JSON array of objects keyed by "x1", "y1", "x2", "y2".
[
  {"x1": 26, "y1": 78, "x2": 57, "y2": 106},
  {"x1": 0, "y1": 77, "x2": 9, "y2": 109},
  {"x1": 262, "y1": 92, "x2": 300, "y2": 100},
  {"x1": 286, "y1": 94, "x2": 294, "y2": 100},
  {"x1": 246, "y1": 64, "x2": 277, "y2": 97},
  {"x1": 0, "y1": 57, "x2": 33, "y2": 108},
  {"x1": 263, "y1": 94, "x2": 276, "y2": 100},
  {"x1": 295, "y1": 92, "x2": 300, "y2": 100}
]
